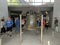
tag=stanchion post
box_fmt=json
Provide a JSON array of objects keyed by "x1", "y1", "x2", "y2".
[
  {"x1": 20, "y1": 15, "x2": 22, "y2": 44},
  {"x1": 0, "y1": 38, "x2": 2, "y2": 45},
  {"x1": 41, "y1": 15, "x2": 43, "y2": 42}
]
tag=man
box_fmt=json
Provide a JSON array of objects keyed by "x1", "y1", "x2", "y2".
[
  {"x1": 0, "y1": 17, "x2": 5, "y2": 35},
  {"x1": 37, "y1": 18, "x2": 41, "y2": 27},
  {"x1": 54, "y1": 17, "x2": 58, "y2": 32},
  {"x1": 15, "y1": 17, "x2": 20, "y2": 33},
  {"x1": 5, "y1": 17, "x2": 13, "y2": 37}
]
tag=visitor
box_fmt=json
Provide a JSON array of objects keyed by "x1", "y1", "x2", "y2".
[
  {"x1": 0, "y1": 17, "x2": 6, "y2": 35},
  {"x1": 5, "y1": 17, "x2": 13, "y2": 37},
  {"x1": 15, "y1": 17, "x2": 20, "y2": 33}
]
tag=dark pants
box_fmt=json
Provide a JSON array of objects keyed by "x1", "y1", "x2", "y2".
[
  {"x1": 45, "y1": 25, "x2": 49, "y2": 29},
  {"x1": 1, "y1": 27, "x2": 6, "y2": 33},
  {"x1": 7, "y1": 27, "x2": 12, "y2": 32}
]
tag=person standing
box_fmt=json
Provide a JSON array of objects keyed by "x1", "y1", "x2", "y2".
[
  {"x1": 37, "y1": 18, "x2": 41, "y2": 27},
  {"x1": 22, "y1": 19, "x2": 25, "y2": 27},
  {"x1": 54, "y1": 17, "x2": 58, "y2": 32},
  {"x1": 0, "y1": 18, "x2": 5, "y2": 35},
  {"x1": 15, "y1": 17, "x2": 20, "y2": 33},
  {"x1": 5, "y1": 17, "x2": 13, "y2": 37}
]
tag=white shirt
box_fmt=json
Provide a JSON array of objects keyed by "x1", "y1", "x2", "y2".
[{"x1": 1, "y1": 21, "x2": 5, "y2": 28}]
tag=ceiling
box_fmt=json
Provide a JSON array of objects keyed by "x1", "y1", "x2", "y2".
[{"x1": 8, "y1": 0, "x2": 54, "y2": 14}]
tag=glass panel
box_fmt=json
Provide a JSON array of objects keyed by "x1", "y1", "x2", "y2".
[
  {"x1": 24, "y1": 0, "x2": 29, "y2": 2},
  {"x1": 35, "y1": 0, "x2": 42, "y2": 2},
  {"x1": 29, "y1": 0, "x2": 34, "y2": 2},
  {"x1": 11, "y1": 0, "x2": 18, "y2": 2},
  {"x1": 42, "y1": 3, "x2": 46, "y2": 5},
  {"x1": 43, "y1": 0, "x2": 50, "y2": 2},
  {"x1": 11, "y1": 3, "x2": 19, "y2": 5},
  {"x1": 7, "y1": 0, "x2": 20, "y2": 5},
  {"x1": 33, "y1": 3, "x2": 42, "y2": 5},
  {"x1": 51, "y1": 0, "x2": 54, "y2": 2},
  {"x1": 8, "y1": 3, "x2": 19, "y2": 5},
  {"x1": 7, "y1": 0, "x2": 11, "y2": 2},
  {"x1": 32, "y1": 0, "x2": 35, "y2": 2}
]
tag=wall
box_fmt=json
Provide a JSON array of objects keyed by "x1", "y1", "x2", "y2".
[
  {"x1": 49, "y1": 10, "x2": 53, "y2": 27},
  {"x1": 0, "y1": 0, "x2": 8, "y2": 19},
  {"x1": 0, "y1": 0, "x2": 8, "y2": 28},
  {"x1": 53, "y1": 0, "x2": 60, "y2": 32}
]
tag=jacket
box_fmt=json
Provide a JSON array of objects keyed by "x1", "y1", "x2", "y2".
[{"x1": 5, "y1": 20, "x2": 13, "y2": 28}]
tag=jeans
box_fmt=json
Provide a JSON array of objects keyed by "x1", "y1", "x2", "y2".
[{"x1": 16, "y1": 25, "x2": 20, "y2": 33}]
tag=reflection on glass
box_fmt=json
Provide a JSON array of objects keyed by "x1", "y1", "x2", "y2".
[{"x1": 33, "y1": 3, "x2": 42, "y2": 5}]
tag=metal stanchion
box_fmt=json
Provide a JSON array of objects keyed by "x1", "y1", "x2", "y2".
[
  {"x1": 41, "y1": 15, "x2": 43, "y2": 42},
  {"x1": 20, "y1": 15, "x2": 22, "y2": 44},
  {"x1": 0, "y1": 38, "x2": 2, "y2": 45}
]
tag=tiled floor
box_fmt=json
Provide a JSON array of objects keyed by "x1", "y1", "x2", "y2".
[{"x1": 1, "y1": 28, "x2": 60, "y2": 45}]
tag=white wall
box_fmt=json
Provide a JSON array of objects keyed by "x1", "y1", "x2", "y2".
[
  {"x1": 53, "y1": 0, "x2": 60, "y2": 32},
  {"x1": 0, "y1": 0, "x2": 8, "y2": 28},
  {"x1": 0, "y1": 0, "x2": 8, "y2": 19}
]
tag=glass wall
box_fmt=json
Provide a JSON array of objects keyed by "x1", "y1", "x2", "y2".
[
  {"x1": 7, "y1": 0, "x2": 20, "y2": 5},
  {"x1": 7, "y1": 0, "x2": 54, "y2": 6},
  {"x1": 24, "y1": 0, "x2": 54, "y2": 2},
  {"x1": 25, "y1": 0, "x2": 54, "y2": 5}
]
